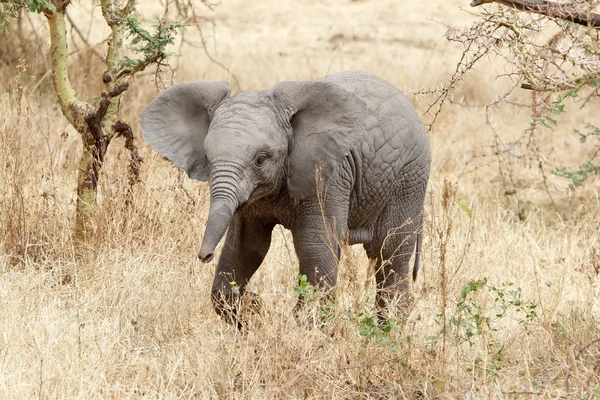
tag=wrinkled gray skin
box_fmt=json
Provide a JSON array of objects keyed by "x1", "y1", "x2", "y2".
[{"x1": 141, "y1": 71, "x2": 431, "y2": 324}]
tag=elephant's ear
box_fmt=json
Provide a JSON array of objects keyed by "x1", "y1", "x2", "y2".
[
  {"x1": 140, "y1": 81, "x2": 231, "y2": 181},
  {"x1": 271, "y1": 80, "x2": 367, "y2": 199}
]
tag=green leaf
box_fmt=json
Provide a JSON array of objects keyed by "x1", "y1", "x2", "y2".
[
  {"x1": 460, "y1": 278, "x2": 487, "y2": 299},
  {"x1": 458, "y1": 200, "x2": 473, "y2": 219},
  {"x1": 120, "y1": 15, "x2": 186, "y2": 73},
  {"x1": 553, "y1": 163, "x2": 600, "y2": 187}
]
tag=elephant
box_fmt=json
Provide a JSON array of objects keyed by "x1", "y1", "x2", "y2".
[{"x1": 140, "y1": 71, "x2": 431, "y2": 324}]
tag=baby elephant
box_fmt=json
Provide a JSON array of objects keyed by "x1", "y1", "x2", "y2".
[{"x1": 141, "y1": 71, "x2": 431, "y2": 323}]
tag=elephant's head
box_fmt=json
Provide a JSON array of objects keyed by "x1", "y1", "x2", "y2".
[{"x1": 140, "y1": 79, "x2": 367, "y2": 262}]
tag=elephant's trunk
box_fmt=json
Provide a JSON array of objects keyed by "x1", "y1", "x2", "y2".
[
  {"x1": 197, "y1": 203, "x2": 234, "y2": 262},
  {"x1": 197, "y1": 166, "x2": 246, "y2": 263}
]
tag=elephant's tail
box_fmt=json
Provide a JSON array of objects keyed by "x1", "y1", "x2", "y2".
[{"x1": 412, "y1": 214, "x2": 423, "y2": 282}]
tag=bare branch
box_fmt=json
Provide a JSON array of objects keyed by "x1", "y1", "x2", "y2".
[
  {"x1": 168, "y1": 0, "x2": 242, "y2": 91},
  {"x1": 120, "y1": 0, "x2": 136, "y2": 18},
  {"x1": 471, "y1": 0, "x2": 600, "y2": 29},
  {"x1": 65, "y1": 11, "x2": 105, "y2": 63},
  {"x1": 113, "y1": 120, "x2": 142, "y2": 207},
  {"x1": 417, "y1": 0, "x2": 600, "y2": 206}
]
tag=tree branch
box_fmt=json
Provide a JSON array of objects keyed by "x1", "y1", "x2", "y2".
[
  {"x1": 65, "y1": 11, "x2": 105, "y2": 62},
  {"x1": 471, "y1": 0, "x2": 600, "y2": 29},
  {"x1": 113, "y1": 120, "x2": 142, "y2": 207},
  {"x1": 521, "y1": 71, "x2": 600, "y2": 91},
  {"x1": 84, "y1": 84, "x2": 129, "y2": 153},
  {"x1": 99, "y1": 0, "x2": 129, "y2": 136},
  {"x1": 44, "y1": 7, "x2": 94, "y2": 136},
  {"x1": 120, "y1": 0, "x2": 136, "y2": 18}
]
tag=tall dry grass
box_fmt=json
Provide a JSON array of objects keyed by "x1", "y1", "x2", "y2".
[{"x1": 1, "y1": 0, "x2": 599, "y2": 397}]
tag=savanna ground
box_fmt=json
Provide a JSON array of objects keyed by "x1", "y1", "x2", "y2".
[{"x1": 1, "y1": 0, "x2": 600, "y2": 398}]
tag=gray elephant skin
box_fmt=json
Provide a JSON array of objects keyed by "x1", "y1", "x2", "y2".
[{"x1": 140, "y1": 71, "x2": 431, "y2": 324}]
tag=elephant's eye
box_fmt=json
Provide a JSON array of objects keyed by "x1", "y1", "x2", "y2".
[{"x1": 255, "y1": 153, "x2": 268, "y2": 167}]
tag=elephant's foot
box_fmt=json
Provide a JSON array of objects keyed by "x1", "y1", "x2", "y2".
[
  {"x1": 375, "y1": 284, "x2": 413, "y2": 326},
  {"x1": 211, "y1": 290, "x2": 243, "y2": 329},
  {"x1": 239, "y1": 291, "x2": 263, "y2": 328},
  {"x1": 293, "y1": 289, "x2": 337, "y2": 330},
  {"x1": 211, "y1": 290, "x2": 263, "y2": 331}
]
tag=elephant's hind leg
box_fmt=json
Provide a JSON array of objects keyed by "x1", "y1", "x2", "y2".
[{"x1": 366, "y1": 204, "x2": 422, "y2": 321}]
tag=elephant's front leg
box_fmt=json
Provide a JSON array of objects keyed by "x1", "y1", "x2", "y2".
[
  {"x1": 292, "y1": 201, "x2": 349, "y2": 316},
  {"x1": 211, "y1": 214, "x2": 274, "y2": 326}
]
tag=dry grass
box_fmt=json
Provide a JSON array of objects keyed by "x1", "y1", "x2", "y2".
[{"x1": 1, "y1": 0, "x2": 600, "y2": 398}]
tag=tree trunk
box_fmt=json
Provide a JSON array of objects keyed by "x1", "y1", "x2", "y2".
[
  {"x1": 46, "y1": 6, "x2": 101, "y2": 244},
  {"x1": 74, "y1": 148, "x2": 98, "y2": 243}
]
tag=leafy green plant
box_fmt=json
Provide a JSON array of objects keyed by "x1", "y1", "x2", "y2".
[
  {"x1": 553, "y1": 124, "x2": 600, "y2": 187},
  {"x1": 121, "y1": 16, "x2": 185, "y2": 73},
  {"x1": 450, "y1": 278, "x2": 489, "y2": 345},
  {"x1": 530, "y1": 89, "x2": 578, "y2": 127},
  {"x1": 355, "y1": 312, "x2": 398, "y2": 351},
  {"x1": 293, "y1": 274, "x2": 399, "y2": 346},
  {"x1": 488, "y1": 281, "x2": 537, "y2": 323},
  {"x1": 434, "y1": 278, "x2": 537, "y2": 378},
  {"x1": 554, "y1": 163, "x2": 600, "y2": 188},
  {"x1": 293, "y1": 274, "x2": 337, "y2": 325},
  {"x1": 293, "y1": 273, "x2": 314, "y2": 298},
  {"x1": 1, "y1": 0, "x2": 51, "y2": 30},
  {"x1": 528, "y1": 92, "x2": 600, "y2": 188},
  {"x1": 445, "y1": 278, "x2": 537, "y2": 346}
]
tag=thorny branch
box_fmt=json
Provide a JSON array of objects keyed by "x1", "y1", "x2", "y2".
[
  {"x1": 422, "y1": 1, "x2": 600, "y2": 112},
  {"x1": 417, "y1": 0, "x2": 600, "y2": 212},
  {"x1": 471, "y1": 0, "x2": 600, "y2": 29},
  {"x1": 80, "y1": 83, "x2": 129, "y2": 191}
]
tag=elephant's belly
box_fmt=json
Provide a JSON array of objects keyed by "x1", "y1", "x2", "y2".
[{"x1": 347, "y1": 227, "x2": 373, "y2": 245}]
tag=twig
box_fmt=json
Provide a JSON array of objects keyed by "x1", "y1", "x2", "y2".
[
  {"x1": 170, "y1": 0, "x2": 243, "y2": 91},
  {"x1": 31, "y1": 70, "x2": 52, "y2": 93},
  {"x1": 196, "y1": 22, "x2": 243, "y2": 92},
  {"x1": 471, "y1": 0, "x2": 600, "y2": 29},
  {"x1": 65, "y1": 11, "x2": 105, "y2": 62}
]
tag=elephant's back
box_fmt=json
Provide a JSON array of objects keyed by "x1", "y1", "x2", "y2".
[
  {"x1": 323, "y1": 71, "x2": 423, "y2": 132},
  {"x1": 324, "y1": 71, "x2": 431, "y2": 227},
  {"x1": 323, "y1": 71, "x2": 428, "y2": 171}
]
